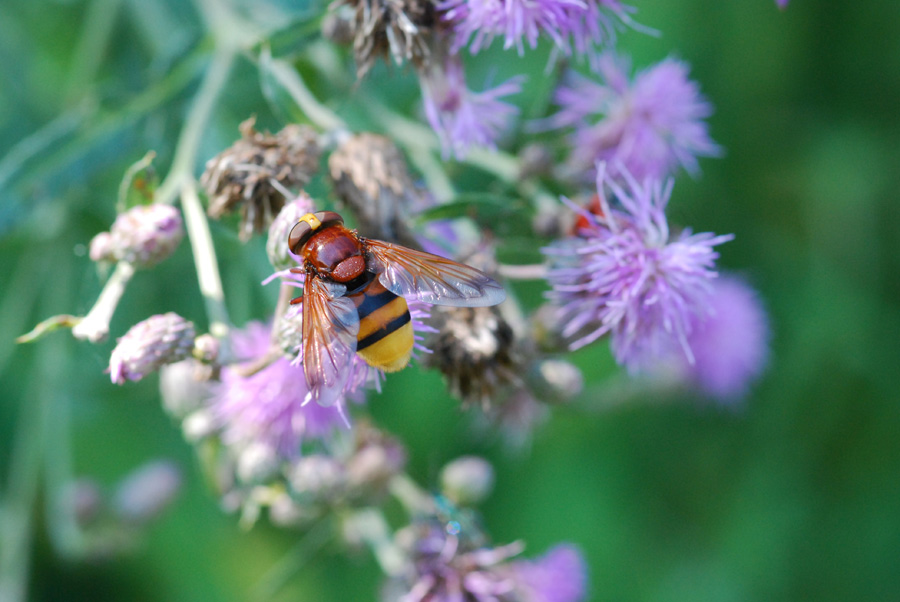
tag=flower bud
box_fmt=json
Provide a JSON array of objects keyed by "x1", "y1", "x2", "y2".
[
  {"x1": 440, "y1": 456, "x2": 494, "y2": 506},
  {"x1": 109, "y1": 313, "x2": 195, "y2": 384},
  {"x1": 106, "y1": 204, "x2": 184, "y2": 268},
  {"x1": 89, "y1": 231, "x2": 114, "y2": 262},
  {"x1": 182, "y1": 409, "x2": 217, "y2": 442},
  {"x1": 286, "y1": 454, "x2": 345, "y2": 501},
  {"x1": 346, "y1": 433, "x2": 406, "y2": 492},
  {"x1": 267, "y1": 194, "x2": 316, "y2": 271},
  {"x1": 111, "y1": 460, "x2": 182, "y2": 525},
  {"x1": 159, "y1": 360, "x2": 210, "y2": 418},
  {"x1": 236, "y1": 442, "x2": 280, "y2": 484},
  {"x1": 192, "y1": 333, "x2": 220, "y2": 364},
  {"x1": 528, "y1": 359, "x2": 584, "y2": 404}
]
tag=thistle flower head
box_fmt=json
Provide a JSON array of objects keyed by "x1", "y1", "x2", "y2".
[
  {"x1": 683, "y1": 275, "x2": 770, "y2": 401},
  {"x1": 201, "y1": 118, "x2": 320, "y2": 241},
  {"x1": 109, "y1": 312, "x2": 196, "y2": 384},
  {"x1": 332, "y1": 0, "x2": 437, "y2": 78},
  {"x1": 90, "y1": 204, "x2": 184, "y2": 268},
  {"x1": 543, "y1": 165, "x2": 733, "y2": 372},
  {"x1": 549, "y1": 54, "x2": 721, "y2": 182},
  {"x1": 509, "y1": 544, "x2": 588, "y2": 602},
  {"x1": 209, "y1": 321, "x2": 351, "y2": 460},
  {"x1": 420, "y1": 55, "x2": 522, "y2": 159},
  {"x1": 424, "y1": 304, "x2": 521, "y2": 407},
  {"x1": 389, "y1": 520, "x2": 525, "y2": 602},
  {"x1": 388, "y1": 520, "x2": 588, "y2": 602},
  {"x1": 441, "y1": 0, "x2": 634, "y2": 61}
]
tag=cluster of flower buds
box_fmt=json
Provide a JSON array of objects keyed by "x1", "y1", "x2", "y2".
[{"x1": 89, "y1": 204, "x2": 183, "y2": 268}]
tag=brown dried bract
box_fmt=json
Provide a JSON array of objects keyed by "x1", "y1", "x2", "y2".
[
  {"x1": 331, "y1": 0, "x2": 438, "y2": 78},
  {"x1": 201, "y1": 118, "x2": 320, "y2": 241},
  {"x1": 328, "y1": 132, "x2": 423, "y2": 245}
]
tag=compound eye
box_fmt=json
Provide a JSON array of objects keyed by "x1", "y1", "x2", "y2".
[
  {"x1": 314, "y1": 211, "x2": 344, "y2": 225},
  {"x1": 289, "y1": 221, "x2": 313, "y2": 254}
]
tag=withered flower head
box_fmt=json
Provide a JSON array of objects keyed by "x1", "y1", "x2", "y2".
[
  {"x1": 331, "y1": 0, "x2": 437, "y2": 78},
  {"x1": 200, "y1": 118, "x2": 320, "y2": 241},
  {"x1": 424, "y1": 305, "x2": 521, "y2": 407},
  {"x1": 328, "y1": 132, "x2": 423, "y2": 244}
]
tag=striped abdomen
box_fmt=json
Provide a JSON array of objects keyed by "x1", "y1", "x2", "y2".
[{"x1": 348, "y1": 277, "x2": 413, "y2": 372}]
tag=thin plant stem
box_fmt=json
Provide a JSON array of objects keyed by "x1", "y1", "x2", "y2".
[
  {"x1": 250, "y1": 520, "x2": 334, "y2": 602},
  {"x1": 181, "y1": 182, "x2": 231, "y2": 342},
  {"x1": 496, "y1": 263, "x2": 548, "y2": 280},
  {"x1": 155, "y1": 44, "x2": 237, "y2": 206},
  {"x1": 64, "y1": 0, "x2": 123, "y2": 104},
  {"x1": 71, "y1": 261, "x2": 136, "y2": 343},
  {"x1": 261, "y1": 48, "x2": 346, "y2": 132}
]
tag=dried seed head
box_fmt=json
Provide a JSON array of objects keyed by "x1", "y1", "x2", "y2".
[
  {"x1": 91, "y1": 204, "x2": 184, "y2": 268},
  {"x1": 201, "y1": 118, "x2": 320, "y2": 241},
  {"x1": 267, "y1": 193, "x2": 316, "y2": 271},
  {"x1": 328, "y1": 133, "x2": 423, "y2": 244},
  {"x1": 109, "y1": 313, "x2": 196, "y2": 384},
  {"x1": 424, "y1": 305, "x2": 521, "y2": 407},
  {"x1": 332, "y1": 0, "x2": 437, "y2": 78}
]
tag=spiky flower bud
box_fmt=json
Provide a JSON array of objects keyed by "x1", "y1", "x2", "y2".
[
  {"x1": 345, "y1": 424, "x2": 407, "y2": 493},
  {"x1": 424, "y1": 305, "x2": 520, "y2": 406},
  {"x1": 159, "y1": 360, "x2": 210, "y2": 418},
  {"x1": 529, "y1": 358, "x2": 584, "y2": 404},
  {"x1": 440, "y1": 456, "x2": 494, "y2": 506},
  {"x1": 109, "y1": 313, "x2": 196, "y2": 384},
  {"x1": 90, "y1": 204, "x2": 183, "y2": 268},
  {"x1": 331, "y1": 0, "x2": 437, "y2": 78},
  {"x1": 267, "y1": 194, "x2": 316, "y2": 271},
  {"x1": 201, "y1": 118, "x2": 320, "y2": 241},
  {"x1": 328, "y1": 133, "x2": 423, "y2": 244},
  {"x1": 286, "y1": 454, "x2": 346, "y2": 501}
]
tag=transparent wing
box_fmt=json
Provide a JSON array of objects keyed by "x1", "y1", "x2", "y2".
[
  {"x1": 365, "y1": 239, "x2": 506, "y2": 307},
  {"x1": 302, "y1": 276, "x2": 360, "y2": 407}
]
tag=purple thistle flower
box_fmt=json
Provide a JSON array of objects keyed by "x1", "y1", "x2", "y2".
[
  {"x1": 776, "y1": 0, "x2": 789, "y2": 8},
  {"x1": 419, "y1": 55, "x2": 523, "y2": 160},
  {"x1": 210, "y1": 321, "x2": 351, "y2": 459},
  {"x1": 510, "y1": 544, "x2": 588, "y2": 602},
  {"x1": 682, "y1": 275, "x2": 770, "y2": 401},
  {"x1": 390, "y1": 521, "x2": 525, "y2": 602},
  {"x1": 547, "y1": 54, "x2": 721, "y2": 182},
  {"x1": 440, "y1": 0, "x2": 637, "y2": 62},
  {"x1": 543, "y1": 165, "x2": 733, "y2": 372}
]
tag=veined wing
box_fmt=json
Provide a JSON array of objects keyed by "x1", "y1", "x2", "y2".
[
  {"x1": 364, "y1": 239, "x2": 506, "y2": 307},
  {"x1": 302, "y1": 276, "x2": 360, "y2": 406}
]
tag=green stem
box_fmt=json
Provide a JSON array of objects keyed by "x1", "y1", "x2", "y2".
[
  {"x1": 181, "y1": 183, "x2": 231, "y2": 342},
  {"x1": 71, "y1": 261, "x2": 136, "y2": 343},
  {"x1": 64, "y1": 0, "x2": 123, "y2": 104},
  {"x1": 250, "y1": 520, "x2": 334, "y2": 602},
  {"x1": 155, "y1": 44, "x2": 237, "y2": 206},
  {"x1": 261, "y1": 48, "x2": 346, "y2": 132}
]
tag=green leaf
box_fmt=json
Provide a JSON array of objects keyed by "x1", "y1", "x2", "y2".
[{"x1": 117, "y1": 150, "x2": 158, "y2": 211}]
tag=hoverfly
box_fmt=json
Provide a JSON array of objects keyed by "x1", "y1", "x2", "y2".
[{"x1": 288, "y1": 211, "x2": 505, "y2": 406}]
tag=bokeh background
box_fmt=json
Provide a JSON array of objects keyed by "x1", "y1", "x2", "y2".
[{"x1": 2, "y1": 0, "x2": 900, "y2": 600}]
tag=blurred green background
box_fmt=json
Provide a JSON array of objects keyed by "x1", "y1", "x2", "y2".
[{"x1": 2, "y1": 0, "x2": 900, "y2": 600}]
